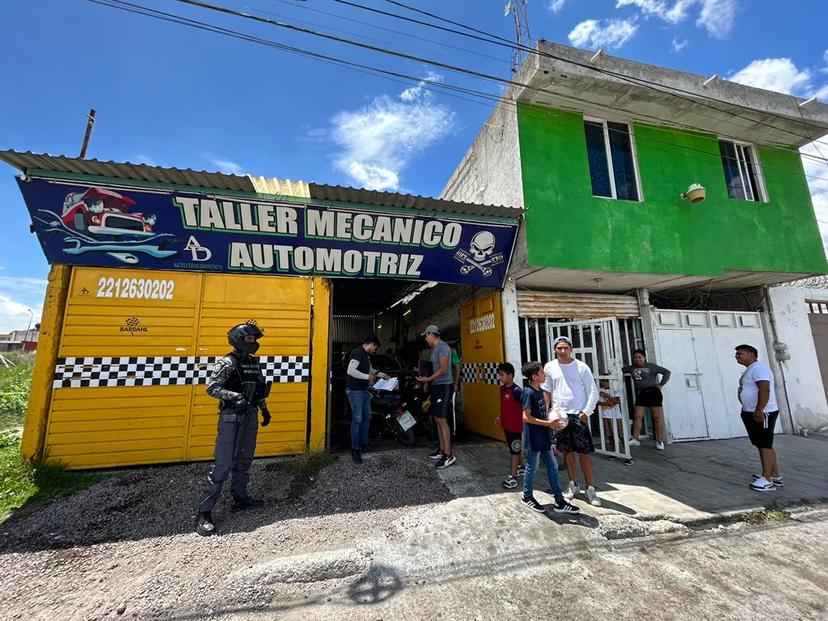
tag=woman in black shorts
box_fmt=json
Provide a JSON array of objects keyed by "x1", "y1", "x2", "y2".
[{"x1": 622, "y1": 349, "x2": 671, "y2": 450}]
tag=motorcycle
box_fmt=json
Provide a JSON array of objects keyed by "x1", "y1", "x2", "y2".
[{"x1": 369, "y1": 374, "x2": 430, "y2": 447}]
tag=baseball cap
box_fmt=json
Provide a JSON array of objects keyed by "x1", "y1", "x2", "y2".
[
  {"x1": 421, "y1": 324, "x2": 440, "y2": 336},
  {"x1": 553, "y1": 336, "x2": 573, "y2": 347}
]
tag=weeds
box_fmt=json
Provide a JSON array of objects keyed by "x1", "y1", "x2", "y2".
[
  {"x1": 279, "y1": 447, "x2": 337, "y2": 478},
  {"x1": 0, "y1": 353, "x2": 35, "y2": 431},
  {"x1": 0, "y1": 433, "x2": 106, "y2": 521},
  {"x1": 741, "y1": 507, "x2": 791, "y2": 525}
]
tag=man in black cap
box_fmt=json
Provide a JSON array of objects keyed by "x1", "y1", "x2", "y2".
[
  {"x1": 196, "y1": 321, "x2": 271, "y2": 536},
  {"x1": 416, "y1": 324, "x2": 456, "y2": 468}
]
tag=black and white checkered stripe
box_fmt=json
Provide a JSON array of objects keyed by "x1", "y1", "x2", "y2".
[
  {"x1": 480, "y1": 363, "x2": 500, "y2": 385},
  {"x1": 460, "y1": 364, "x2": 477, "y2": 383},
  {"x1": 53, "y1": 355, "x2": 310, "y2": 388}
]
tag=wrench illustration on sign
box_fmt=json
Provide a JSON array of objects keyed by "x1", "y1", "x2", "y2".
[{"x1": 454, "y1": 248, "x2": 503, "y2": 277}]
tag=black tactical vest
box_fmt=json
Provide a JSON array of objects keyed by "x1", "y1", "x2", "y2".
[{"x1": 222, "y1": 352, "x2": 265, "y2": 408}]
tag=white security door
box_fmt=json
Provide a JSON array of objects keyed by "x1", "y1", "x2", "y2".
[
  {"x1": 547, "y1": 318, "x2": 631, "y2": 458},
  {"x1": 656, "y1": 329, "x2": 710, "y2": 440}
]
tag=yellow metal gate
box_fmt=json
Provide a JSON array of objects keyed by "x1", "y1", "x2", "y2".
[
  {"x1": 43, "y1": 267, "x2": 314, "y2": 469},
  {"x1": 459, "y1": 292, "x2": 505, "y2": 440}
]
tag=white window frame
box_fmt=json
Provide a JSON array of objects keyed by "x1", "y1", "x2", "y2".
[
  {"x1": 718, "y1": 138, "x2": 769, "y2": 203},
  {"x1": 584, "y1": 116, "x2": 644, "y2": 202}
]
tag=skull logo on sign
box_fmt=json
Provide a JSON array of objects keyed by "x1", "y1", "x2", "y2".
[{"x1": 470, "y1": 231, "x2": 496, "y2": 261}]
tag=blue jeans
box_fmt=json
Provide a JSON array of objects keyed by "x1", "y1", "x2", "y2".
[
  {"x1": 523, "y1": 449, "x2": 565, "y2": 505},
  {"x1": 347, "y1": 389, "x2": 372, "y2": 449}
]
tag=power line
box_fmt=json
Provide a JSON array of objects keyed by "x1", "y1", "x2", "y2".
[
  {"x1": 338, "y1": 0, "x2": 828, "y2": 151},
  {"x1": 258, "y1": 0, "x2": 510, "y2": 66},
  {"x1": 89, "y1": 0, "x2": 828, "y2": 188},
  {"x1": 174, "y1": 0, "x2": 828, "y2": 168}
]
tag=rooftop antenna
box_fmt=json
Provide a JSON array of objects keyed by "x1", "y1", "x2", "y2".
[
  {"x1": 505, "y1": 0, "x2": 530, "y2": 73},
  {"x1": 79, "y1": 108, "x2": 96, "y2": 159}
]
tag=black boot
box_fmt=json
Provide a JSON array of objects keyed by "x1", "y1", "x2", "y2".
[
  {"x1": 231, "y1": 496, "x2": 264, "y2": 512},
  {"x1": 196, "y1": 511, "x2": 215, "y2": 536},
  {"x1": 351, "y1": 448, "x2": 363, "y2": 464}
]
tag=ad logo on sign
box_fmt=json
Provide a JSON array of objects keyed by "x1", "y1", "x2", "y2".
[{"x1": 120, "y1": 317, "x2": 148, "y2": 335}]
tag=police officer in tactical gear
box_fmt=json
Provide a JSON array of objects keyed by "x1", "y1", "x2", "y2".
[{"x1": 196, "y1": 322, "x2": 271, "y2": 536}]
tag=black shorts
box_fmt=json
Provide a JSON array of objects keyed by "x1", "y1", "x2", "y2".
[
  {"x1": 504, "y1": 430, "x2": 522, "y2": 455},
  {"x1": 555, "y1": 413, "x2": 595, "y2": 454},
  {"x1": 635, "y1": 387, "x2": 663, "y2": 408},
  {"x1": 741, "y1": 410, "x2": 779, "y2": 449},
  {"x1": 429, "y1": 384, "x2": 454, "y2": 419}
]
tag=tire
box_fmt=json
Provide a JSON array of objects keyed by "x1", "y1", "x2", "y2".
[{"x1": 397, "y1": 427, "x2": 416, "y2": 446}]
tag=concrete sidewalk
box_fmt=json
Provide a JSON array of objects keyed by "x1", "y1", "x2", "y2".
[{"x1": 437, "y1": 434, "x2": 828, "y2": 520}]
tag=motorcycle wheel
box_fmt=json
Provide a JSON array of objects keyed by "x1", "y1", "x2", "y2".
[{"x1": 397, "y1": 427, "x2": 416, "y2": 447}]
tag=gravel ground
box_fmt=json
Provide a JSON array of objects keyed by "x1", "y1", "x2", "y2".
[{"x1": 0, "y1": 449, "x2": 453, "y2": 620}]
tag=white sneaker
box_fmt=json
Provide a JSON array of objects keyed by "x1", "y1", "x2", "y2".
[
  {"x1": 586, "y1": 486, "x2": 602, "y2": 506},
  {"x1": 655, "y1": 441, "x2": 665, "y2": 451},
  {"x1": 750, "y1": 476, "x2": 776, "y2": 492},
  {"x1": 564, "y1": 481, "x2": 580, "y2": 499},
  {"x1": 752, "y1": 473, "x2": 784, "y2": 487},
  {"x1": 628, "y1": 438, "x2": 641, "y2": 447}
]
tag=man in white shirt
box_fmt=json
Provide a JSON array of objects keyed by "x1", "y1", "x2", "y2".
[
  {"x1": 735, "y1": 344, "x2": 782, "y2": 492},
  {"x1": 542, "y1": 336, "x2": 601, "y2": 506}
]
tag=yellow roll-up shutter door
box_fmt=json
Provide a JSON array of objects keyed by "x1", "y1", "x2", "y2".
[
  {"x1": 187, "y1": 274, "x2": 311, "y2": 461},
  {"x1": 459, "y1": 292, "x2": 505, "y2": 441},
  {"x1": 45, "y1": 267, "x2": 313, "y2": 469}
]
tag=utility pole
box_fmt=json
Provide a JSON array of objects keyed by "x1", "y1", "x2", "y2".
[
  {"x1": 505, "y1": 0, "x2": 530, "y2": 73},
  {"x1": 79, "y1": 109, "x2": 96, "y2": 159}
]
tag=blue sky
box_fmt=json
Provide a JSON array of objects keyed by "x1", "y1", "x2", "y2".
[{"x1": 1, "y1": 0, "x2": 827, "y2": 331}]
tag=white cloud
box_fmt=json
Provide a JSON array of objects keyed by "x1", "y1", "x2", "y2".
[
  {"x1": 131, "y1": 153, "x2": 157, "y2": 166},
  {"x1": 671, "y1": 37, "x2": 688, "y2": 53},
  {"x1": 729, "y1": 58, "x2": 813, "y2": 95},
  {"x1": 206, "y1": 156, "x2": 245, "y2": 175},
  {"x1": 568, "y1": 18, "x2": 638, "y2": 49},
  {"x1": 696, "y1": 0, "x2": 737, "y2": 39},
  {"x1": 0, "y1": 274, "x2": 46, "y2": 334},
  {"x1": 547, "y1": 0, "x2": 566, "y2": 13},
  {"x1": 616, "y1": 0, "x2": 736, "y2": 38},
  {"x1": 327, "y1": 74, "x2": 455, "y2": 191}
]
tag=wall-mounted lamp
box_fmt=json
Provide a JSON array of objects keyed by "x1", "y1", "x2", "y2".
[{"x1": 681, "y1": 183, "x2": 706, "y2": 204}]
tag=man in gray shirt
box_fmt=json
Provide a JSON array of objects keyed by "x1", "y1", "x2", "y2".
[
  {"x1": 416, "y1": 324, "x2": 456, "y2": 468},
  {"x1": 622, "y1": 349, "x2": 671, "y2": 450}
]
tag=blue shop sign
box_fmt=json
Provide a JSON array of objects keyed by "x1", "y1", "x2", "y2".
[{"x1": 17, "y1": 178, "x2": 518, "y2": 288}]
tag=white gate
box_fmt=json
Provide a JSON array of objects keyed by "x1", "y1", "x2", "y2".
[{"x1": 518, "y1": 317, "x2": 632, "y2": 458}]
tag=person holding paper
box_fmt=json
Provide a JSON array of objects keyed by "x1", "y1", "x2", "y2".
[{"x1": 346, "y1": 334, "x2": 389, "y2": 464}]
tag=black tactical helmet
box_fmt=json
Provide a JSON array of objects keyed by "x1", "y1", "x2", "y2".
[{"x1": 228, "y1": 322, "x2": 264, "y2": 354}]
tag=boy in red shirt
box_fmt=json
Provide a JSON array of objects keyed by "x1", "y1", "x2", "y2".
[{"x1": 496, "y1": 362, "x2": 525, "y2": 489}]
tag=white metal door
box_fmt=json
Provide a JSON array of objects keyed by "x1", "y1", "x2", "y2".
[
  {"x1": 547, "y1": 317, "x2": 631, "y2": 458},
  {"x1": 656, "y1": 329, "x2": 710, "y2": 440}
]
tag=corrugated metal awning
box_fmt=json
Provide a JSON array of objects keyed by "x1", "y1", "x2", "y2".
[
  {"x1": 0, "y1": 151, "x2": 521, "y2": 221},
  {"x1": 517, "y1": 291, "x2": 640, "y2": 319},
  {"x1": 308, "y1": 183, "x2": 521, "y2": 220},
  {"x1": 0, "y1": 150, "x2": 258, "y2": 192}
]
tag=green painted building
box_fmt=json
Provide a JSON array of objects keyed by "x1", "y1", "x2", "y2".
[
  {"x1": 443, "y1": 42, "x2": 828, "y2": 293},
  {"x1": 442, "y1": 42, "x2": 828, "y2": 443}
]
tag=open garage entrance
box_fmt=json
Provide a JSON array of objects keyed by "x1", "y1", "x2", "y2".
[{"x1": 328, "y1": 278, "x2": 498, "y2": 452}]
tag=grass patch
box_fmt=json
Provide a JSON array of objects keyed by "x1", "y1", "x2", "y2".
[
  {"x1": 741, "y1": 507, "x2": 792, "y2": 525},
  {"x1": 278, "y1": 447, "x2": 337, "y2": 478},
  {"x1": 0, "y1": 352, "x2": 35, "y2": 431},
  {"x1": 0, "y1": 432, "x2": 106, "y2": 521}
]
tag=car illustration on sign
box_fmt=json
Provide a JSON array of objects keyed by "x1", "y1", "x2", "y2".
[{"x1": 61, "y1": 187, "x2": 157, "y2": 238}]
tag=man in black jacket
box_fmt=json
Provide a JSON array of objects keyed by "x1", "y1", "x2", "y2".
[{"x1": 196, "y1": 322, "x2": 271, "y2": 536}]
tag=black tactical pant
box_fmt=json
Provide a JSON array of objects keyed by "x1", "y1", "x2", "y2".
[{"x1": 198, "y1": 407, "x2": 259, "y2": 512}]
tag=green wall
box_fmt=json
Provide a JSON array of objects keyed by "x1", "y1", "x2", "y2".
[{"x1": 517, "y1": 103, "x2": 827, "y2": 276}]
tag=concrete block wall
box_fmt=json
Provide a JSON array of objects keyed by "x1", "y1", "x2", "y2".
[{"x1": 440, "y1": 100, "x2": 524, "y2": 210}]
